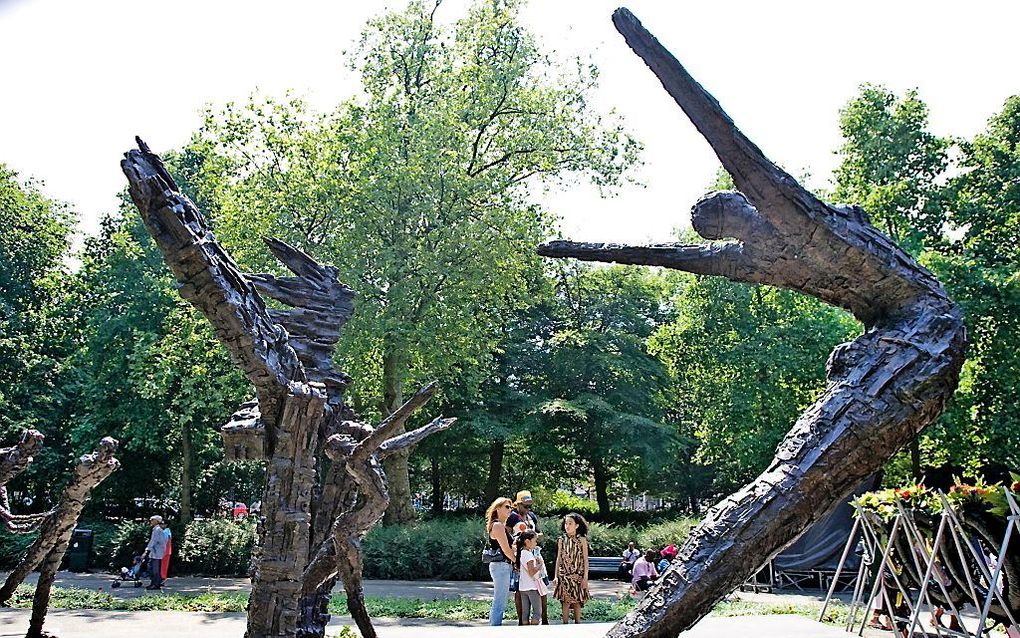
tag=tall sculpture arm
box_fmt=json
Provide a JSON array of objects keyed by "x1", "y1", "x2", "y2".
[
  {"x1": 540, "y1": 10, "x2": 947, "y2": 327},
  {"x1": 538, "y1": 9, "x2": 966, "y2": 638},
  {"x1": 0, "y1": 430, "x2": 49, "y2": 534},
  {"x1": 377, "y1": 417, "x2": 456, "y2": 459},
  {"x1": 121, "y1": 140, "x2": 303, "y2": 406},
  {"x1": 0, "y1": 437, "x2": 120, "y2": 606}
]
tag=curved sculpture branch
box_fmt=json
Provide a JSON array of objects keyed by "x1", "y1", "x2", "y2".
[
  {"x1": 0, "y1": 430, "x2": 49, "y2": 535},
  {"x1": 0, "y1": 437, "x2": 119, "y2": 638},
  {"x1": 538, "y1": 9, "x2": 966, "y2": 638}
]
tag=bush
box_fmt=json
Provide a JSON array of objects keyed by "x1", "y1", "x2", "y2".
[
  {"x1": 0, "y1": 526, "x2": 37, "y2": 569},
  {"x1": 360, "y1": 513, "x2": 699, "y2": 580},
  {"x1": 534, "y1": 489, "x2": 599, "y2": 517},
  {"x1": 106, "y1": 519, "x2": 153, "y2": 571},
  {"x1": 636, "y1": 518, "x2": 697, "y2": 553},
  {"x1": 177, "y1": 518, "x2": 255, "y2": 575},
  {"x1": 362, "y1": 518, "x2": 487, "y2": 580}
]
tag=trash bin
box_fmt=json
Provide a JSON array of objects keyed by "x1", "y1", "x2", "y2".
[{"x1": 66, "y1": 529, "x2": 93, "y2": 572}]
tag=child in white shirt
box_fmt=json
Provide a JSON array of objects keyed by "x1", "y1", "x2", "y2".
[{"x1": 515, "y1": 531, "x2": 545, "y2": 625}]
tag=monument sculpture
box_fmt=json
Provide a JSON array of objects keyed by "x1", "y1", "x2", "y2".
[
  {"x1": 538, "y1": 9, "x2": 967, "y2": 637},
  {"x1": 121, "y1": 141, "x2": 454, "y2": 638}
]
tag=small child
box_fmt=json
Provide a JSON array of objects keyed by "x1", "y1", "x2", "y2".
[
  {"x1": 553, "y1": 513, "x2": 590, "y2": 624},
  {"x1": 515, "y1": 531, "x2": 544, "y2": 625},
  {"x1": 128, "y1": 554, "x2": 144, "y2": 579}
]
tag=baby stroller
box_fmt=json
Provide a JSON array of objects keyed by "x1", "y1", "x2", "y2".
[{"x1": 111, "y1": 554, "x2": 145, "y2": 588}]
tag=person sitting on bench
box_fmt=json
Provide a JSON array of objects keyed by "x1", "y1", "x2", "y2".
[{"x1": 619, "y1": 542, "x2": 640, "y2": 581}]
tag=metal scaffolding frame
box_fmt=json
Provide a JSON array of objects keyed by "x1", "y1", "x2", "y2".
[{"x1": 819, "y1": 488, "x2": 1019, "y2": 637}]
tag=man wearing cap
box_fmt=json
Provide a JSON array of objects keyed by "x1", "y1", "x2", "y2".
[
  {"x1": 143, "y1": 515, "x2": 168, "y2": 590},
  {"x1": 508, "y1": 491, "x2": 548, "y2": 625}
]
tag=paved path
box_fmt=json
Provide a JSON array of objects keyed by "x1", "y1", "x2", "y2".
[
  {"x1": 7, "y1": 572, "x2": 633, "y2": 601},
  {"x1": 0, "y1": 610, "x2": 851, "y2": 638}
]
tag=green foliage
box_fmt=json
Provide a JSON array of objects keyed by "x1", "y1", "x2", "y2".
[
  {"x1": 187, "y1": 0, "x2": 639, "y2": 422},
  {"x1": 66, "y1": 211, "x2": 249, "y2": 516},
  {"x1": 650, "y1": 273, "x2": 860, "y2": 496},
  {"x1": 0, "y1": 165, "x2": 76, "y2": 501},
  {"x1": 0, "y1": 525, "x2": 36, "y2": 569},
  {"x1": 359, "y1": 515, "x2": 695, "y2": 580},
  {"x1": 362, "y1": 517, "x2": 487, "y2": 580},
  {"x1": 532, "y1": 265, "x2": 676, "y2": 515},
  {"x1": 833, "y1": 84, "x2": 949, "y2": 254},
  {"x1": 330, "y1": 593, "x2": 637, "y2": 622},
  {"x1": 177, "y1": 518, "x2": 257, "y2": 575},
  {"x1": 535, "y1": 489, "x2": 599, "y2": 517},
  {"x1": 106, "y1": 519, "x2": 153, "y2": 571},
  {"x1": 7, "y1": 585, "x2": 249, "y2": 612}
]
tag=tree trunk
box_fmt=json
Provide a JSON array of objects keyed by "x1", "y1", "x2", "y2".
[
  {"x1": 381, "y1": 343, "x2": 415, "y2": 524},
  {"x1": 180, "y1": 420, "x2": 193, "y2": 524},
  {"x1": 592, "y1": 456, "x2": 612, "y2": 518},
  {"x1": 910, "y1": 438, "x2": 922, "y2": 480},
  {"x1": 537, "y1": 10, "x2": 966, "y2": 638},
  {"x1": 485, "y1": 439, "x2": 505, "y2": 506},
  {"x1": 430, "y1": 454, "x2": 444, "y2": 516}
]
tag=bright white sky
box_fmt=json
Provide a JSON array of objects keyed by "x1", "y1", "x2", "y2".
[{"x1": 1, "y1": 0, "x2": 1017, "y2": 249}]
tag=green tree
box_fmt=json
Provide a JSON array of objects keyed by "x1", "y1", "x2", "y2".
[
  {"x1": 0, "y1": 165, "x2": 77, "y2": 503},
  {"x1": 185, "y1": 0, "x2": 639, "y2": 521},
  {"x1": 69, "y1": 208, "x2": 248, "y2": 522},
  {"x1": 650, "y1": 274, "x2": 859, "y2": 496},
  {"x1": 535, "y1": 264, "x2": 675, "y2": 516},
  {"x1": 833, "y1": 84, "x2": 949, "y2": 255},
  {"x1": 926, "y1": 95, "x2": 1020, "y2": 475}
]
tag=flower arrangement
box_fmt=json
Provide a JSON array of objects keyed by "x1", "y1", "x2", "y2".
[{"x1": 856, "y1": 476, "x2": 1017, "y2": 520}]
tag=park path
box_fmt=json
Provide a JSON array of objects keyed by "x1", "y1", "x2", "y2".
[
  {"x1": 0, "y1": 611, "x2": 851, "y2": 638},
  {"x1": 6, "y1": 570, "x2": 854, "y2": 607},
  {"x1": 5, "y1": 571, "x2": 633, "y2": 601}
]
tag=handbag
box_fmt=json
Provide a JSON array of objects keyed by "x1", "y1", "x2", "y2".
[{"x1": 481, "y1": 547, "x2": 505, "y2": 563}]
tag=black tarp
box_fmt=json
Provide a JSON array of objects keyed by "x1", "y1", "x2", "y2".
[{"x1": 773, "y1": 474, "x2": 881, "y2": 572}]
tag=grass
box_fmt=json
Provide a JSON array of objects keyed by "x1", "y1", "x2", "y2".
[
  {"x1": 10, "y1": 585, "x2": 850, "y2": 626},
  {"x1": 713, "y1": 598, "x2": 850, "y2": 626}
]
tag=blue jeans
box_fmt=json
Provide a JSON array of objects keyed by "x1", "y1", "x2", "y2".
[
  {"x1": 148, "y1": 556, "x2": 163, "y2": 588},
  {"x1": 489, "y1": 560, "x2": 512, "y2": 625}
]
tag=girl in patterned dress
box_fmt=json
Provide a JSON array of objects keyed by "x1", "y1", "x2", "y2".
[{"x1": 553, "y1": 512, "x2": 590, "y2": 623}]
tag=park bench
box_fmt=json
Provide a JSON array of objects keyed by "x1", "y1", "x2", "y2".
[{"x1": 587, "y1": 556, "x2": 622, "y2": 577}]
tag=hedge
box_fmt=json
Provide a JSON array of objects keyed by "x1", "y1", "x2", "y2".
[{"x1": 1, "y1": 514, "x2": 697, "y2": 579}]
